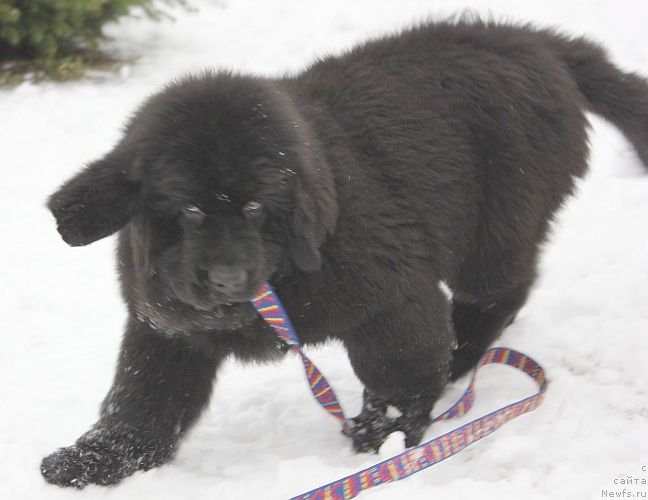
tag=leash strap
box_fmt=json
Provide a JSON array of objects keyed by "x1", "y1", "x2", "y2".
[
  {"x1": 253, "y1": 284, "x2": 548, "y2": 500},
  {"x1": 253, "y1": 284, "x2": 351, "y2": 434}
]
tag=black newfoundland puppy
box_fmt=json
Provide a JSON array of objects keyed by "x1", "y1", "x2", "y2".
[{"x1": 42, "y1": 20, "x2": 648, "y2": 487}]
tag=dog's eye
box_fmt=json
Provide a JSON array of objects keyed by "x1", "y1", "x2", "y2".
[
  {"x1": 243, "y1": 201, "x2": 263, "y2": 219},
  {"x1": 182, "y1": 204, "x2": 206, "y2": 222}
]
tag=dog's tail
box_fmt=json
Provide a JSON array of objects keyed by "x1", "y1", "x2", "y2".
[{"x1": 549, "y1": 34, "x2": 648, "y2": 168}]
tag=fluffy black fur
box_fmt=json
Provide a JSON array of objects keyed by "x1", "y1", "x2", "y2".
[{"x1": 42, "y1": 20, "x2": 648, "y2": 487}]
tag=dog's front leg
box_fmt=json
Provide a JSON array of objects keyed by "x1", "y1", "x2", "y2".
[
  {"x1": 41, "y1": 317, "x2": 225, "y2": 487},
  {"x1": 344, "y1": 285, "x2": 454, "y2": 452}
]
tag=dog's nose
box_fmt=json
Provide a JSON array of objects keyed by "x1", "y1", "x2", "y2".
[{"x1": 207, "y1": 265, "x2": 248, "y2": 292}]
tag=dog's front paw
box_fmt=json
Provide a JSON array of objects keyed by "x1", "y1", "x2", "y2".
[
  {"x1": 347, "y1": 391, "x2": 434, "y2": 453},
  {"x1": 348, "y1": 410, "x2": 431, "y2": 453},
  {"x1": 41, "y1": 427, "x2": 175, "y2": 488},
  {"x1": 40, "y1": 444, "x2": 131, "y2": 488},
  {"x1": 347, "y1": 413, "x2": 398, "y2": 453}
]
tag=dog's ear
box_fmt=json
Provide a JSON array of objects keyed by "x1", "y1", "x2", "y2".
[
  {"x1": 265, "y1": 88, "x2": 338, "y2": 272},
  {"x1": 47, "y1": 151, "x2": 139, "y2": 246},
  {"x1": 290, "y1": 175, "x2": 337, "y2": 272},
  {"x1": 291, "y1": 186, "x2": 323, "y2": 271}
]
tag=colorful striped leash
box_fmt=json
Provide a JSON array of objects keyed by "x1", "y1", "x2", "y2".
[
  {"x1": 252, "y1": 283, "x2": 549, "y2": 500},
  {"x1": 253, "y1": 283, "x2": 352, "y2": 435}
]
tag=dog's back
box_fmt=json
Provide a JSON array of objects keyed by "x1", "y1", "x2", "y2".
[{"x1": 290, "y1": 20, "x2": 648, "y2": 302}]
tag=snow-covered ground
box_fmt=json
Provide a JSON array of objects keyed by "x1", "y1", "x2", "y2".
[{"x1": 1, "y1": 1, "x2": 647, "y2": 498}]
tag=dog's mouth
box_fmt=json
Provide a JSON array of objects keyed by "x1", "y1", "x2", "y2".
[
  {"x1": 164, "y1": 277, "x2": 262, "y2": 314},
  {"x1": 186, "y1": 294, "x2": 251, "y2": 312},
  {"x1": 176, "y1": 281, "x2": 254, "y2": 310},
  {"x1": 141, "y1": 263, "x2": 269, "y2": 333},
  {"x1": 136, "y1": 285, "x2": 259, "y2": 334}
]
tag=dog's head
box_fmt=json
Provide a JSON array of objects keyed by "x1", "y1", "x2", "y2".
[{"x1": 47, "y1": 72, "x2": 337, "y2": 332}]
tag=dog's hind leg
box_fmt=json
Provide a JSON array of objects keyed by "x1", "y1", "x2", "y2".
[
  {"x1": 343, "y1": 284, "x2": 454, "y2": 452},
  {"x1": 449, "y1": 280, "x2": 533, "y2": 381}
]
